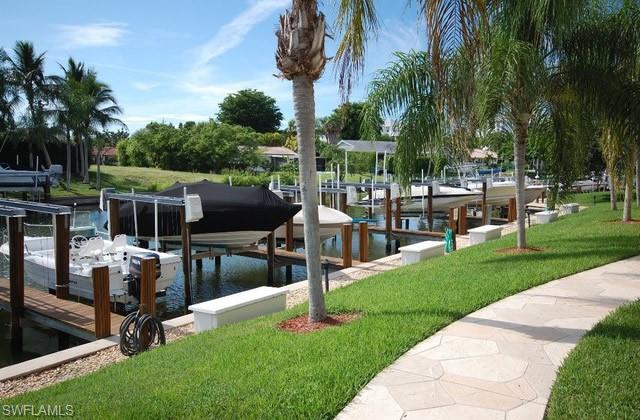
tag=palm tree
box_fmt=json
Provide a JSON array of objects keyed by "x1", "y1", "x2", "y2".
[
  {"x1": 0, "y1": 48, "x2": 20, "y2": 138},
  {"x1": 52, "y1": 58, "x2": 86, "y2": 188},
  {"x1": 8, "y1": 41, "x2": 52, "y2": 168},
  {"x1": 276, "y1": 0, "x2": 330, "y2": 322}
]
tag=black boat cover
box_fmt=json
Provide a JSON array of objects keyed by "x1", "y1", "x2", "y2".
[{"x1": 118, "y1": 180, "x2": 300, "y2": 237}]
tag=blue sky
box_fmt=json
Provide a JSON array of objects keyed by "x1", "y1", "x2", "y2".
[{"x1": 1, "y1": 0, "x2": 423, "y2": 132}]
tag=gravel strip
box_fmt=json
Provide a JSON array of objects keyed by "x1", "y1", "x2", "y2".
[{"x1": 0, "y1": 324, "x2": 193, "y2": 399}]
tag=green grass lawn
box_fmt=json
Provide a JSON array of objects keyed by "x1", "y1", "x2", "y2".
[
  {"x1": 50, "y1": 166, "x2": 226, "y2": 197},
  {"x1": 545, "y1": 300, "x2": 640, "y2": 419},
  {"x1": 5, "y1": 201, "x2": 640, "y2": 418}
]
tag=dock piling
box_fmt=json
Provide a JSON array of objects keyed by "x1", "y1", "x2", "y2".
[
  {"x1": 427, "y1": 186, "x2": 433, "y2": 231},
  {"x1": 179, "y1": 207, "x2": 193, "y2": 308},
  {"x1": 359, "y1": 221, "x2": 369, "y2": 263},
  {"x1": 285, "y1": 218, "x2": 294, "y2": 283},
  {"x1": 53, "y1": 213, "x2": 70, "y2": 299},
  {"x1": 8, "y1": 216, "x2": 24, "y2": 348},
  {"x1": 394, "y1": 198, "x2": 402, "y2": 229},
  {"x1": 385, "y1": 188, "x2": 392, "y2": 240},
  {"x1": 92, "y1": 265, "x2": 111, "y2": 339},
  {"x1": 481, "y1": 181, "x2": 488, "y2": 225},
  {"x1": 139, "y1": 257, "x2": 157, "y2": 347},
  {"x1": 107, "y1": 199, "x2": 121, "y2": 240},
  {"x1": 341, "y1": 224, "x2": 353, "y2": 268}
]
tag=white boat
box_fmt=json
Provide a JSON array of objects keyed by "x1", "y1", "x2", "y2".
[
  {"x1": 0, "y1": 164, "x2": 62, "y2": 191},
  {"x1": 571, "y1": 179, "x2": 599, "y2": 192},
  {"x1": 0, "y1": 234, "x2": 181, "y2": 304},
  {"x1": 466, "y1": 180, "x2": 546, "y2": 206},
  {"x1": 275, "y1": 205, "x2": 353, "y2": 241},
  {"x1": 362, "y1": 183, "x2": 482, "y2": 212},
  {"x1": 154, "y1": 231, "x2": 271, "y2": 248}
]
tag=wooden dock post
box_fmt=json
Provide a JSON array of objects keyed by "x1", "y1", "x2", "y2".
[
  {"x1": 267, "y1": 232, "x2": 275, "y2": 285},
  {"x1": 341, "y1": 223, "x2": 353, "y2": 268},
  {"x1": 427, "y1": 186, "x2": 434, "y2": 231},
  {"x1": 140, "y1": 257, "x2": 157, "y2": 317},
  {"x1": 385, "y1": 188, "x2": 392, "y2": 238},
  {"x1": 285, "y1": 218, "x2": 294, "y2": 282},
  {"x1": 53, "y1": 213, "x2": 70, "y2": 299},
  {"x1": 359, "y1": 221, "x2": 368, "y2": 263},
  {"x1": 458, "y1": 206, "x2": 467, "y2": 235},
  {"x1": 214, "y1": 255, "x2": 221, "y2": 268},
  {"x1": 340, "y1": 192, "x2": 347, "y2": 214},
  {"x1": 367, "y1": 188, "x2": 374, "y2": 219},
  {"x1": 8, "y1": 216, "x2": 24, "y2": 347},
  {"x1": 508, "y1": 198, "x2": 516, "y2": 222},
  {"x1": 179, "y1": 207, "x2": 192, "y2": 308},
  {"x1": 394, "y1": 198, "x2": 402, "y2": 229},
  {"x1": 108, "y1": 199, "x2": 120, "y2": 240},
  {"x1": 481, "y1": 181, "x2": 488, "y2": 225},
  {"x1": 92, "y1": 265, "x2": 111, "y2": 339}
]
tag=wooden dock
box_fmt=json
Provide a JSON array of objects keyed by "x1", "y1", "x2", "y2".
[
  {"x1": 0, "y1": 277, "x2": 124, "y2": 342},
  {"x1": 240, "y1": 248, "x2": 359, "y2": 270}
]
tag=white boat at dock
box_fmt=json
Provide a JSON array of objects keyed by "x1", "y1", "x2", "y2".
[
  {"x1": 0, "y1": 234, "x2": 181, "y2": 305},
  {"x1": 362, "y1": 182, "x2": 482, "y2": 213},
  {"x1": 275, "y1": 205, "x2": 353, "y2": 241},
  {"x1": 466, "y1": 179, "x2": 546, "y2": 206}
]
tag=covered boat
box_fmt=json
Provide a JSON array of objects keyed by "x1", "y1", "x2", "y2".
[
  {"x1": 275, "y1": 205, "x2": 353, "y2": 241},
  {"x1": 118, "y1": 180, "x2": 301, "y2": 249}
]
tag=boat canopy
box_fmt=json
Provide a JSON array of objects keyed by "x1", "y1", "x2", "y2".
[{"x1": 118, "y1": 180, "x2": 301, "y2": 237}]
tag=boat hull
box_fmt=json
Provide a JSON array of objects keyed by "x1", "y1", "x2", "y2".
[
  {"x1": 274, "y1": 205, "x2": 352, "y2": 241},
  {"x1": 157, "y1": 230, "x2": 271, "y2": 248}
]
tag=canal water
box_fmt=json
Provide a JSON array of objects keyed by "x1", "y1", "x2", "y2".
[{"x1": 0, "y1": 207, "x2": 450, "y2": 368}]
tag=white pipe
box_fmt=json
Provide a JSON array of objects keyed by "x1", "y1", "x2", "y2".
[
  {"x1": 421, "y1": 170, "x2": 425, "y2": 218},
  {"x1": 277, "y1": 174, "x2": 281, "y2": 190},
  {"x1": 154, "y1": 199, "x2": 159, "y2": 252},
  {"x1": 344, "y1": 150, "x2": 348, "y2": 182},
  {"x1": 370, "y1": 177, "x2": 375, "y2": 215},
  {"x1": 318, "y1": 173, "x2": 322, "y2": 204},
  {"x1": 107, "y1": 200, "x2": 111, "y2": 239},
  {"x1": 228, "y1": 176, "x2": 232, "y2": 186},
  {"x1": 337, "y1": 164, "x2": 341, "y2": 190},
  {"x1": 132, "y1": 188, "x2": 139, "y2": 241},
  {"x1": 383, "y1": 151, "x2": 387, "y2": 182},
  {"x1": 374, "y1": 152, "x2": 378, "y2": 185}
]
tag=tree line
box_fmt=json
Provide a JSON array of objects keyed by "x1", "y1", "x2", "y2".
[{"x1": 0, "y1": 41, "x2": 123, "y2": 188}]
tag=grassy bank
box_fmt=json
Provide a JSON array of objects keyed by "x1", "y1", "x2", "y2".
[
  {"x1": 6, "y1": 202, "x2": 640, "y2": 418},
  {"x1": 546, "y1": 300, "x2": 640, "y2": 419},
  {"x1": 51, "y1": 166, "x2": 226, "y2": 197}
]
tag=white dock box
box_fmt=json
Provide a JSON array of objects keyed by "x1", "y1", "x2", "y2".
[
  {"x1": 398, "y1": 241, "x2": 445, "y2": 265},
  {"x1": 561, "y1": 203, "x2": 579, "y2": 214},
  {"x1": 189, "y1": 286, "x2": 287, "y2": 332},
  {"x1": 536, "y1": 210, "x2": 559, "y2": 224},
  {"x1": 468, "y1": 225, "x2": 502, "y2": 245}
]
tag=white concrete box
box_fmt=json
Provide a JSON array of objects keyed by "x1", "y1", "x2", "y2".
[
  {"x1": 189, "y1": 286, "x2": 287, "y2": 333},
  {"x1": 536, "y1": 210, "x2": 559, "y2": 224},
  {"x1": 468, "y1": 225, "x2": 502, "y2": 246},
  {"x1": 398, "y1": 241, "x2": 445, "y2": 265},
  {"x1": 561, "y1": 203, "x2": 579, "y2": 214}
]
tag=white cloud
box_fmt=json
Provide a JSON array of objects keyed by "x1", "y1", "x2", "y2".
[
  {"x1": 56, "y1": 22, "x2": 128, "y2": 48},
  {"x1": 195, "y1": 0, "x2": 289, "y2": 66},
  {"x1": 131, "y1": 81, "x2": 159, "y2": 91}
]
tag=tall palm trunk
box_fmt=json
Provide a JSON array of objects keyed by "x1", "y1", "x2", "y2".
[
  {"x1": 83, "y1": 137, "x2": 90, "y2": 183},
  {"x1": 514, "y1": 120, "x2": 528, "y2": 249},
  {"x1": 636, "y1": 156, "x2": 639, "y2": 207},
  {"x1": 96, "y1": 151, "x2": 101, "y2": 189},
  {"x1": 78, "y1": 135, "x2": 85, "y2": 178},
  {"x1": 623, "y1": 177, "x2": 632, "y2": 222},
  {"x1": 293, "y1": 75, "x2": 325, "y2": 321}
]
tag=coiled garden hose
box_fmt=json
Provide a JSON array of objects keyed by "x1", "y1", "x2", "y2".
[{"x1": 119, "y1": 310, "x2": 166, "y2": 356}]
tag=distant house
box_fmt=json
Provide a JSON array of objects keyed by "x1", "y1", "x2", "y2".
[
  {"x1": 381, "y1": 119, "x2": 399, "y2": 138},
  {"x1": 92, "y1": 147, "x2": 117, "y2": 165},
  {"x1": 258, "y1": 146, "x2": 298, "y2": 170},
  {"x1": 469, "y1": 147, "x2": 498, "y2": 164}
]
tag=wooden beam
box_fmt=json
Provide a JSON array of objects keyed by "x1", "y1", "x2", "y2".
[
  {"x1": 267, "y1": 232, "x2": 275, "y2": 285},
  {"x1": 394, "y1": 198, "x2": 402, "y2": 229},
  {"x1": 458, "y1": 206, "x2": 467, "y2": 235},
  {"x1": 92, "y1": 265, "x2": 111, "y2": 339},
  {"x1": 385, "y1": 188, "x2": 392, "y2": 238},
  {"x1": 179, "y1": 207, "x2": 192, "y2": 307},
  {"x1": 340, "y1": 192, "x2": 347, "y2": 213},
  {"x1": 108, "y1": 198, "x2": 120, "y2": 240},
  {"x1": 140, "y1": 257, "x2": 157, "y2": 316},
  {"x1": 358, "y1": 221, "x2": 368, "y2": 263},
  {"x1": 508, "y1": 197, "x2": 516, "y2": 222},
  {"x1": 342, "y1": 223, "x2": 353, "y2": 268},
  {"x1": 53, "y1": 214, "x2": 70, "y2": 299},
  {"x1": 8, "y1": 217, "x2": 24, "y2": 337}
]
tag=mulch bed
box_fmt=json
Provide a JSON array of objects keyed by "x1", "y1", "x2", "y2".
[
  {"x1": 278, "y1": 313, "x2": 361, "y2": 334},
  {"x1": 496, "y1": 246, "x2": 545, "y2": 255}
]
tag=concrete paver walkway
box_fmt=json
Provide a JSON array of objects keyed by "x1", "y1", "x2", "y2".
[{"x1": 338, "y1": 256, "x2": 640, "y2": 420}]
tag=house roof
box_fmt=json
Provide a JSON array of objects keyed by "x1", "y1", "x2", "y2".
[
  {"x1": 92, "y1": 147, "x2": 117, "y2": 157},
  {"x1": 470, "y1": 147, "x2": 498, "y2": 160},
  {"x1": 258, "y1": 146, "x2": 298, "y2": 158},
  {"x1": 336, "y1": 140, "x2": 397, "y2": 154}
]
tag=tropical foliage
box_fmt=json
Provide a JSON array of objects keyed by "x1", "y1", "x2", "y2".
[{"x1": 217, "y1": 89, "x2": 283, "y2": 133}]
